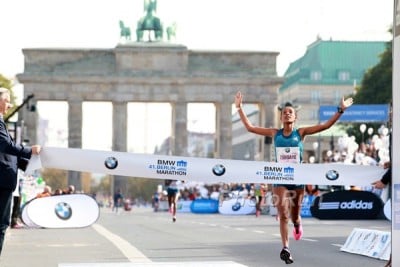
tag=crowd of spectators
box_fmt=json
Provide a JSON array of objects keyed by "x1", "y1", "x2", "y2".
[{"x1": 151, "y1": 125, "x2": 391, "y2": 208}]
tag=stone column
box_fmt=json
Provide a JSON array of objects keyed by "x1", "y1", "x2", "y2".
[
  {"x1": 216, "y1": 101, "x2": 233, "y2": 159},
  {"x1": 20, "y1": 98, "x2": 38, "y2": 146},
  {"x1": 112, "y1": 101, "x2": 128, "y2": 193},
  {"x1": 263, "y1": 101, "x2": 278, "y2": 162},
  {"x1": 67, "y1": 100, "x2": 83, "y2": 190},
  {"x1": 172, "y1": 101, "x2": 187, "y2": 156}
]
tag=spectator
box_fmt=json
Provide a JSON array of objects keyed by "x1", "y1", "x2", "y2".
[
  {"x1": 36, "y1": 186, "x2": 52, "y2": 198},
  {"x1": 112, "y1": 189, "x2": 123, "y2": 213}
]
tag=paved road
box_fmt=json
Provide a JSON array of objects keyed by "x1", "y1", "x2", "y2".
[{"x1": 1, "y1": 207, "x2": 391, "y2": 267}]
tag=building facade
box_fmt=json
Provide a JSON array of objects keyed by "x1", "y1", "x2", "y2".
[
  {"x1": 278, "y1": 39, "x2": 387, "y2": 162},
  {"x1": 17, "y1": 42, "x2": 282, "y2": 188}
]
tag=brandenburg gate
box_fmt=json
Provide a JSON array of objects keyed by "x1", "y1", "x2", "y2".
[{"x1": 17, "y1": 42, "x2": 282, "y2": 187}]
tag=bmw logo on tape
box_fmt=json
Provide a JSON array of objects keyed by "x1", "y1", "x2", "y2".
[
  {"x1": 55, "y1": 202, "x2": 72, "y2": 220},
  {"x1": 212, "y1": 164, "x2": 226, "y2": 176},
  {"x1": 325, "y1": 169, "x2": 339, "y2": 181},
  {"x1": 104, "y1": 156, "x2": 118, "y2": 169}
]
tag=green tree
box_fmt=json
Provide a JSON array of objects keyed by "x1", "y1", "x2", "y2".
[
  {"x1": 350, "y1": 37, "x2": 392, "y2": 144},
  {"x1": 41, "y1": 168, "x2": 68, "y2": 192},
  {"x1": 126, "y1": 177, "x2": 162, "y2": 203},
  {"x1": 91, "y1": 175, "x2": 112, "y2": 195},
  {"x1": 0, "y1": 74, "x2": 13, "y2": 89},
  {"x1": 353, "y1": 41, "x2": 392, "y2": 104},
  {"x1": 91, "y1": 175, "x2": 161, "y2": 203}
]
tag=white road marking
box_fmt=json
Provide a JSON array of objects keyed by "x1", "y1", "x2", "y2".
[
  {"x1": 92, "y1": 224, "x2": 151, "y2": 263},
  {"x1": 59, "y1": 261, "x2": 248, "y2": 267},
  {"x1": 302, "y1": 238, "x2": 318, "y2": 242}
]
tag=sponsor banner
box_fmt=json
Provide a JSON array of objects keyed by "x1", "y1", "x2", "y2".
[
  {"x1": 31, "y1": 147, "x2": 387, "y2": 186},
  {"x1": 319, "y1": 104, "x2": 389, "y2": 122},
  {"x1": 310, "y1": 190, "x2": 384, "y2": 220},
  {"x1": 218, "y1": 198, "x2": 256, "y2": 215},
  {"x1": 341, "y1": 228, "x2": 391, "y2": 261},
  {"x1": 177, "y1": 200, "x2": 192, "y2": 213},
  {"x1": 157, "y1": 200, "x2": 169, "y2": 211},
  {"x1": 22, "y1": 194, "x2": 100, "y2": 228},
  {"x1": 190, "y1": 199, "x2": 219, "y2": 213},
  {"x1": 301, "y1": 195, "x2": 316, "y2": 218},
  {"x1": 383, "y1": 199, "x2": 391, "y2": 221}
]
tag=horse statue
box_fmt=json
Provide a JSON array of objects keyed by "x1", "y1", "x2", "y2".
[
  {"x1": 119, "y1": 20, "x2": 131, "y2": 40},
  {"x1": 136, "y1": 0, "x2": 163, "y2": 42},
  {"x1": 166, "y1": 22, "x2": 177, "y2": 41}
]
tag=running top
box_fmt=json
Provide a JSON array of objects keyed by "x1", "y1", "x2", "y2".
[
  {"x1": 165, "y1": 179, "x2": 178, "y2": 190},
  {"x1": 273, "y1": 128, "x2": 303, "y2": 164}
]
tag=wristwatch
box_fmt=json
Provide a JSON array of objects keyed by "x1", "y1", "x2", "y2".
[{"x1": 337, "y1": 106, "x2": 344, "y2": 114}]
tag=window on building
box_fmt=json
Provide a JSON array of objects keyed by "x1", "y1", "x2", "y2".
[
  {"x1": 338, "y1": 71, "x2": 350, "y2": 81},
  {"x1": 311, "y1": 91, "x2": 321, "y2": 103},
  {"x1": 310, "y1": 71, "x2": 322, "y2": 80},
  {"x1": 335, "y1": 91, "x2": 341, "y2": 104},
  {"x1": 311, "y1": 109, "x2": 319, "y2": 121}
]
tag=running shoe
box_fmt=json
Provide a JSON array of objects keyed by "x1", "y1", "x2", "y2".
[
  {"x1": 293, "y1": 223, "x2": 303, "y2": 240},
  {"x1": 280, "y1": 247, "x2": 294, "y2": 264},
  {"x1": 172, "y1": 216, "x2": 176, "y2": 222}
]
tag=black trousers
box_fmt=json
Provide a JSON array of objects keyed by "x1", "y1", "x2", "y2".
[
  {"x1": 11, "y1": 196, "x2": 21, "y2": 227},
  {"x1": 0, "y1": 188, "x2": 13, "y2": 256}
]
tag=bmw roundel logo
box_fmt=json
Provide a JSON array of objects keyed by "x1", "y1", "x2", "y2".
[
  {"x1": 212, "y1": 164, "x2": 226, "y2": 176},
  {"x1": 325, "y1": 169, "x2": 339, "y2": 181},
  {"x1": 232, "y1": 202, "x2": 241, "y2": 211},
  {"x1": 55, "y1": 202, "x2": 72, "y2": 220},
  {"x1": 105, "y1": 156, "x2": 118, "y2": 169}
]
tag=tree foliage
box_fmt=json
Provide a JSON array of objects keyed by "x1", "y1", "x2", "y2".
[
  {"x1": 353, "y1": 41, "x2": 392, "y2": 104},
  {"x1": 126, "y1": 177, "x2": 162, "y2": 202},
  {"x1": 349, "y1": 37, "x2": 392, "y2": 143},
  {"x1": 0, "y1": 74, "x2": 13, "y2": 89},
  {"x1": 40, "y1": 168, "x2": 68, "y2": 192}
]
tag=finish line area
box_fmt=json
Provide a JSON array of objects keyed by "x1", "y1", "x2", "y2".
[
  {"x1": 17, "y1": 147, "x2": 389, "y2": 266},
  {"x1": 3, "y1": 206, "x2": 389, "y2": 267},
  {"x1": 29, "y1": 147, "x2": 386, "y2": 186},
  {"x1": 59, "y1": 262, "x2": 247, "y2": 267}
]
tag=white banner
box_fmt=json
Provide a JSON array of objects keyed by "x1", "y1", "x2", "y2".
[
  {"x1": 30, "y1": 147, "x2": 386, "y2": 186},
  {"x1": 341, "y1": 228, "x2": 391, "y2": 260},
  {"x1": 22, "y1": 194, "x2": 100, "y2": 228}
]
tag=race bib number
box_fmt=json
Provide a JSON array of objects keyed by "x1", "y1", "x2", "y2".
[{"x1": 276, "y1": 147, "x2": 300, "y2": 163}]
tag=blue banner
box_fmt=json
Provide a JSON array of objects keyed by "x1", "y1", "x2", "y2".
[{"x1": 319, "y1": 104, "x2": 389, "y2": 122}]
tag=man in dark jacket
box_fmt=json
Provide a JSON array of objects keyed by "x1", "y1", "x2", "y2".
[{"x1": 0, "y1": 87, "x2": 41, "y2": 255}]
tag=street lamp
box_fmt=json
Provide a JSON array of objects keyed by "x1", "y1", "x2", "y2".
[{"x1": 359, "y1": 124, "x2": 367, "y2": 143}]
